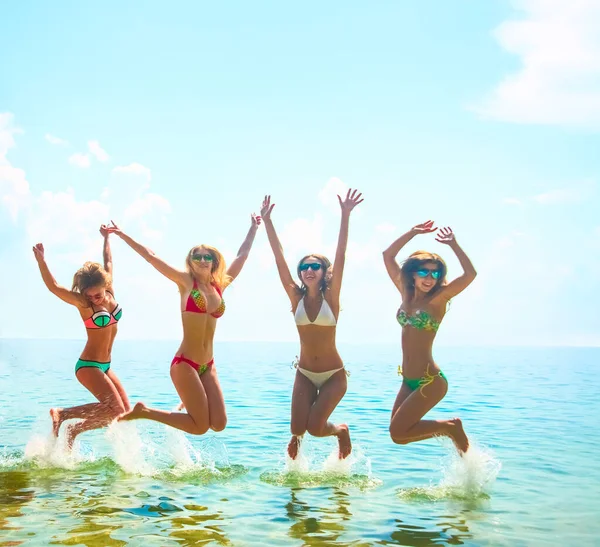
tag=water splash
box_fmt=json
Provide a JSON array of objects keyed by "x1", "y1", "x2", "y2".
[
  {"x1": 262, "y1": 442, "x2": 381, "y2": 490},
  {"x1": 398, "y1": 441, "x2": 501, "y2": 502}
]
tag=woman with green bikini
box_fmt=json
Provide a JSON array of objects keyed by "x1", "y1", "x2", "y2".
[
  {"x1": 33, "y1": 224, "x2": 130, "y2": 449},
  {"x1": 383, "y1": 220, "x2": 476, "y2": 454}
]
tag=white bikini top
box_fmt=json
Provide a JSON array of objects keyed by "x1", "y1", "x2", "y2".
[{"x1": 294, "y1": 297, "x2": 337, "y2": 327}]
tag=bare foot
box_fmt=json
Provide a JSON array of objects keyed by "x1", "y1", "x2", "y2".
[
  {"x1": 447, "y1": 418, "x2": 469, "y2": 454},
  {"x1": 118, "y1": 402, "x2": 148, "y2": 422},
  {"x1": 287, "y1": 435, "x2": 301, "y2": 459},
  {"x1": 65, "y1": 424, "x2": 77, "y2": 450},
  {"x1": 336, "y1": 424, "x2": 352, "y2": 459},
  {"x1": 49, "y1": 408, "x2": 63, "y2": 437}
]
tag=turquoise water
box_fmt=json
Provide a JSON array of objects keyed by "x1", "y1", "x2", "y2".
[{"x1": 1, "y1": 339, "x2": 599, "y2": 546}]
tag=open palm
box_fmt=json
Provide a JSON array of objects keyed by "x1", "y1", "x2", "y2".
[
  {"x1": 435, "y1": 226, "x2": 455, "y2": 244},
  {"x1": 337, "y1": 188, "x2": 364, "y2": 213}
]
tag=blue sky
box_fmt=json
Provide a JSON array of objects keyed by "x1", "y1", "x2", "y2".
[{"x1": 1, "y1": 1, "x2": 598, "y2": 346}]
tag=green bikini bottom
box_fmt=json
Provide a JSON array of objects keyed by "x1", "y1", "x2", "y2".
[
  {"x1": 399, "y1": 366, "x2": 448, "y2": 394},
  {"x1": 75, "y1": 359, "x2": 111, "y2": 374}
]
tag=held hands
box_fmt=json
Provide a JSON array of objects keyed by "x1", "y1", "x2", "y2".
[
  {"x1": 105, "y1": 220, "x2": 123, "y2": 237},
  {"x1": 32, "y1": 243, "x2": 45, "y2": 262},
  {"x1": 260, "y1": 195, "x2": 275, "y2": 221},
  {"x1": 338, "y1": 188, "x2": 364, "y2": 215},
  {"x1": 99, "y1": 224, "x2": 110, "y2": 238}
]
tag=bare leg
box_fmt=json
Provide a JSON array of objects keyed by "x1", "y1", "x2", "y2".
[
  {"x1": 106, "y1": 369, "x2": 131, "y2": 412},
  {"x1": 119, "y1": 363, "x2": 210, "y2": 435},
  {"x1": 51, "y1": 368, "x2": 128, "y2": 438},
  {"x1": 288, "y1": 371, "x2": 317, "y2": 459},
  {"x1": 50, "y1": 403, "x2": 101, "y2": 437},
  {"x1": 200, "y1": 367, "x2": 227, "y2": 432},
  {"x1": 390, "y1": 376, "x2": 469, "y2": 453},
  {"x1": 305, "y1": 370, "x2": 351, "y2": 459},
  {"x1": 64, "y1": 368, "x2": 127, "y2": 449}
]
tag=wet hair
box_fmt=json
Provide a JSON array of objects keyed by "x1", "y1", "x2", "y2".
[
  {"x1": 295, "y1": 254, "x2": 332, "y2": 296},
  {"x1": 400, "y1": 251, "x2": 447, "y2": 300},
  {"x1": 72, "y1": 262, "x2": 111, "y2": 294},
  {"x1": 186, "y1": 244, "x2": 231, "y2": 290}
]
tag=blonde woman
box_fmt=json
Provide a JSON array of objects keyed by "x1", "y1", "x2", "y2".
[
  {"x1": 111, "y1": 215, "x2": 260, "y2": 435},
  {"x1": 33, "y1": 225, "x2": 130, "y2": 448}
]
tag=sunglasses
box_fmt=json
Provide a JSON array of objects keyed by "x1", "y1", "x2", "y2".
[
  {"x1": 416, "y1": 268, "x2": 440, "y2": 280},
  {"x1": 299, "y1": 263, "x2": 322, "y2": 272},
  {"x1": 192, "y1": 253, "x2": 213, "y2": 262}
]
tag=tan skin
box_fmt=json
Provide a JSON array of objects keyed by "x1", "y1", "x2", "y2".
[
  {"x1": 110, "y1": 215, "x2": 260, "y2": 434},
  {"x1": 261, "y1": 189, "x2": 363, "y2": 460},
  {"x1": 32, "y1": 226, "x2": 130, "y2": 449},
  {"x1": 383, "y1": 221, "x2": 477, "y2": 454}
]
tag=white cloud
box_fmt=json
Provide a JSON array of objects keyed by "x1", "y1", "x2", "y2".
[
  {"x1": 0, "y1": 113, "x2": 30, "y2": 221},
  {"x1": 502, "y1": 197, "x2": 523, "y2": 206},
  {"x1": 318, "y1": 177, "x2": 347, "y2": 213},
  {"x1": 533, "y1": 180, "x2": 594, "y2": 204},
  {"x1": 87, "y1": 140, "x2": 109, "y2": 162},
  {"x1": 45, "y1": 134, "x2": 68, "y2": 146},
  {"x1": 124, "y1": 192, "x2": 171, "y2": 241},
  {"x1": 28, "y1": 189, "x2": 109, "y2": 251},
  {"x1": 474, "y1": 0, "x2": 600, "y2": 127},
  {"x1": 112, "y1": 162, "x2": 151, "y2": 181},
  {"x1": 68, "y1": 153, "x2": 91, "y2": 168}
]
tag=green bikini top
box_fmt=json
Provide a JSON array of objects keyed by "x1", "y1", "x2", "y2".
[{"x1": 396, "y1": 308, "x2": 440, "y2": 332}]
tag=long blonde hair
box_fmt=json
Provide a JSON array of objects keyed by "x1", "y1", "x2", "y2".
[
  {"x1": 186, "y1": 245, "x2": 231, "y2": 290},
  {"x1": 72, "y1": 262, "x2": 111, "y2": 293}
]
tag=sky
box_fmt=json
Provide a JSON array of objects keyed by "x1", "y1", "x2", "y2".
[{"x1": 1, "y1": 0, "x2": 599, "y2": 346}]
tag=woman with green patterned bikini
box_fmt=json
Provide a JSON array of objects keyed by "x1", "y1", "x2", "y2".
[
  {"x1": 382, "y1": 220, "x2": 476, "y2": 454},
  {"x1": 33, "y1": 224, "x2": 130, "y2": 449}
]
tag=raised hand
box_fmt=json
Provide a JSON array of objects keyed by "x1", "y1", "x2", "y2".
[
  {"x1": 32, "y1": 242, "x2": 45, "y2": 262},
  {"x1": 411, "y1": 220, "x2": 437, "y2": 234},
  {"x1": 260, "y1": 195, "x2": 275, "y2": 221},
  {"x1": 99, "y1": 224, "x2": 110, "y2": 238},
  {"x1": 251, "y1": 213, "x2": 262, "y2": 229},
  {"x1": 435, "y1": 226, "x2": 456, "y2": 245},
  {"x1": 337, "y1": 188, "x2": 364, "y2": 214},
  {"x1": 106, "y1": 220, "x2": 123, "y2": 236}
]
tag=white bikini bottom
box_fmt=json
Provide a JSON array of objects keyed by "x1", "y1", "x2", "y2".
[{"x1": 297, "y1": 367, "x2": 345, "y2": 389}]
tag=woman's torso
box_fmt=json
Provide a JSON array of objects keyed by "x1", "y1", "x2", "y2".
[
  {"x1": 293, "y1": 291, "x2": 342, "y2": 372},
  {"x1": 78, "y1": 288, "x2": 120, "y2": 362},
  {"x1": 176, "y1": 276, "x2": 225, "y2": 364},
  {"x1": 398, "y1": 296, "x2": 446, "y2": 378}
]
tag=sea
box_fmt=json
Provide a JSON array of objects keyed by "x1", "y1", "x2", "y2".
[{"x1": 0, "y1": 339, "x2": 598, "y2": 546}]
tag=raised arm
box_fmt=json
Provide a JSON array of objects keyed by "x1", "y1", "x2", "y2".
[
  {"x1": 32, "y1": 243, "x2": 86, "y2": 307},
  {"x1": 382, "y1": 220, "x2": 437, "y2": 295},
  {"x1": 260, "y1": 195, "x2": 298, "y2": 302},
  {"x1": 330, "y1": 189, "x2": 363, "y2": 301},
  {"x1": 107, "y1": 221, "x2": 189, "y2": 287},
  {"x1": 99, "y1": 224, "x2": 113, "y2": 276},
  {"x1": 432, "y1": 227, "x2": 477, "y2": 301},
  {"x1": 225, "y1": 213, "x2": 262, "y2": 286}
]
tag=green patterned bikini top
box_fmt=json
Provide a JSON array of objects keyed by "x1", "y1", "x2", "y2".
[{"x1": 396, "y1": 308, "x2": 440, "y2": 332}]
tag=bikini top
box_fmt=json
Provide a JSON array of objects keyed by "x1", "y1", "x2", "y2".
[
  {"x1": 83, "y1": 291, "x2": 122, "y2": 329},
  {"x1": 185, "y1": 280, "x2": 226, "y2": 319},
  {"x1": 295, "y1": 297, "x2": 337, "y2": 327},
  {"x1": 396, "y1": 308, "x2": 440, "y2": 332}
]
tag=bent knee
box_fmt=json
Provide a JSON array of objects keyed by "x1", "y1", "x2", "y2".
[
  {"x1": 306, "y1": 420, "x2": 326, "y2": 437},
  {"x1": 210, "y1": 416, "x2": 227, "y2": 432},
  {"x1": 190, "y1": 421, "x2": 210, "y2": 435},
  {"x1": 389, "y1": 425, "x2": 410, "y2": 444}
]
